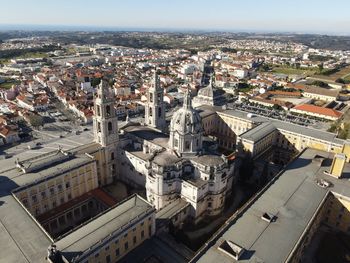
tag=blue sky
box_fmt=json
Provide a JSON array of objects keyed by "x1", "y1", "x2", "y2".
[{"x1": 0, "y1": 0, "x2": 349, "y2": 34}]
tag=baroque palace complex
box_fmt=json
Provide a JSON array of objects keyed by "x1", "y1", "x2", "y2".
[{"x1": 3, "y1": 72, "x2": 350, "y2": 263}]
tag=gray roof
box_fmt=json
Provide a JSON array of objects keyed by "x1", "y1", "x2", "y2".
[
  {"x1": 221, "y1": 109, "x2": 344, "y2": 146},
  {"x1": 239, "y1": 122, "x2": 276, "y2": 142},
  {"x1": 191, "y1": 154, "x2": 226, "y2": 167},
  {"x1": 123, "y1": 144, "x2": 153, "y2": 161},
  {"x1": 193, "y1": 148, "x2": 349, "y2": 263},
  {"x1": 122, "y1": 124, "x2": 169, "y2": 148},
  {"x1": 0, "y1": 191, "x2": 52, "y2": 263},
  {"x1": 17, "y1": 150, "x2": 70, "y2": 173},
  {"x1": 156, "y1": 198, "x2": 189, "y2": 220},
  {"x1": 185, "y1": 177, "x2": 207, "y2": 188},
  {"x1": 0, "y1": 149, "x2": 98, "y2": 263},
  {"x1": 120, "y1": 236, "x2": 190, "y2": 263},
  {"x1": 0, "y1": 163, "x2": 53, "y2": 263},
  {"x1": 55, "y1": 194, "x2": 155, "y2": 262},
  {"x1": 5, "y1": 154, "x2": 95, "y2": 192},
  {"x1": 153, "y1": 151, "x2": 182, "y2": 167}
]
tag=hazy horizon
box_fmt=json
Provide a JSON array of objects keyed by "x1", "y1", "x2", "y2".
[
  {"x1": 0, "y1": 23, "x2": 349, "y2": 36},
  {"x1": 1, "y1": 0, "x2": 350, "y2": 35}
]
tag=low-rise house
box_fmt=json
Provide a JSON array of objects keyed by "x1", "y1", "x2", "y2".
[
  {"x1": 291, "y1": 104, "x2": 342, "y2": 120},
  {"x1": 0, "y1": 124, "x2": 20, "y2": 144},
  {"x1": 16, "y1": 93, "x2": 51, "y2": 112}
]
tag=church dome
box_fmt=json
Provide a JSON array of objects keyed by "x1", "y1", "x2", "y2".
[
  {"x1": 170, "y1": 89, "x2": 203, "y2": 135},
  {"x1": 170, "y1": 107, "x2": 203, "y2": 135}
]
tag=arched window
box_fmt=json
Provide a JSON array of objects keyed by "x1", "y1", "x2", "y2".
[
  {"x1": 106, "y1": 105, "x2": 111, "y2": 117},
  {"x1": 108, "y1": 122, "x2": 113, "y2": 134},
  {"x1": 97, "y1": 106, "x2": 101, "y2": 116}
]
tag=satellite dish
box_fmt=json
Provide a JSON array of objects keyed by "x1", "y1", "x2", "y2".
[{"x1": 259, "y1": 88, "x2": 266, "y2": 94}]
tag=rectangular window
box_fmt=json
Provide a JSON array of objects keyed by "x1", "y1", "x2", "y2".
[
  {"x1": 185, "y1": 141, "x2": 190, "y2": 150},
  {"x1": 124, "y1": 242, "x2": 129, "y2": 250},
  {"x1": 133, "y1": 236, "x2": 137, "y2": 245},
  {"x1": 115, "y1": 248, "x2": 120, "y2": 257}
]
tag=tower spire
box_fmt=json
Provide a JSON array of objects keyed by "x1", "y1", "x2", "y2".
[
  {"x1": 144, "y1": 69, "x2": 166, "y2": 131},
  {"x1": 93, "y1": 78, "x2": 119, "y2": 185},
  {"x1": 183, "y1": 86, "x2": 192, "y2": 109}
]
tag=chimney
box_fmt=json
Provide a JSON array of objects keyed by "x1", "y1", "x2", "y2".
[{"x1": 329, "y1": 153, "x2": 346, "y2": 178}]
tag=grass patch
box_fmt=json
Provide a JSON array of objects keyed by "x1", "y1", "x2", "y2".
[
  {"x1": 314, "y1": 65, "x2": 350, "y2": 81},
  {"x1": 15, "y1": 52, "x2": 48, "y2": 59},
  {"x1": 271, "y1": 65, "x2": 318, "y2": 75},
  {"x1": 0, "y1": 59, "x2": 10, "y2": 65},
  {"x1": 0, "y1": 81, "x2": 19, "y2": 89}
]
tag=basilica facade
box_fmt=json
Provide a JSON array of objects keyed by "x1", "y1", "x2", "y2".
[{"x1": 113, "y1": 73, "x2": 235, "y2": 223}]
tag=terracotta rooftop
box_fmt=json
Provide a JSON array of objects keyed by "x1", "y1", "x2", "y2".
[{"x1": 293, "y1": 104, "x2": 342, "y2": 118}]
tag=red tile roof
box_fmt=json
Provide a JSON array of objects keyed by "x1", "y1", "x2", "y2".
[{"x1": 293, "y1": 104, "x2": 342, "y2": 118}]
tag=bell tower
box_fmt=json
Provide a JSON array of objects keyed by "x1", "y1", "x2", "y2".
[
  {"x1": 93, "y1": 79, "x2": 118, "y2": 184},
  {"x1": 145, "y1": 71, "x2": 166, "y2": 131}
]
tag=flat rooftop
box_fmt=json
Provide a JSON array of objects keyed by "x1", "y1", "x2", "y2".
[
  {"x1": 239, "y1": 121, "x2": 276, "y2": 142},
  {"x1": 220, "y1": 109, "x2": 344, "y2": 146},
  {"x1": 0, "y1": 167, "x2": 52, "y2": 262},
  {"x1": 0, "y1": 149, "x2": 97, "y2": 263},
  {"x1": 193, "y1": 148, "x2": 350, "y2": 263},
  {"x1": 0, "y1": 190, "x2": 52, "y2": 263},
  {"x1": 119, "y1": 236, "x2": 190, "y2": 263},
  {"x1": 8, "y1": 154, "x2": 95, "y2": 192},
  {"x1": 156, "y1": 198, "x2": 189, "y2": 220},
  {"x1": 122, "y1": 124, "x2": 169, "y2": 148},
  {"x1": 55, "y1": 194, "x2": 155, "y2": 262}
]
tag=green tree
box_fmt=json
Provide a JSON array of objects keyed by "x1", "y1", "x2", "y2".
[
  {"x1": 28, "y1": 114, "x2": 44, "y2": 128},
  {"x1": 318, "y1": 63, "x2": 324, "y2": 73},
  {"x1": 91, "y1": 78, "x2": 101, "y2": 87},
  {"x1": 311, "y1": 80, "x2": 328, "y2": 88}
]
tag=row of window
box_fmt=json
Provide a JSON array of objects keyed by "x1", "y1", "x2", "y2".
[{"x1": 85, "y1": 223, "x2": 152, "y2": 263}]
